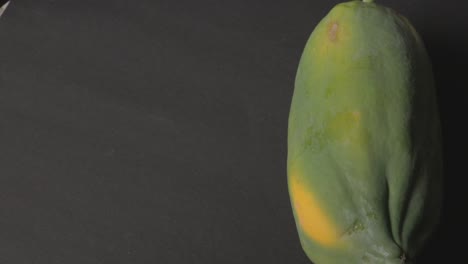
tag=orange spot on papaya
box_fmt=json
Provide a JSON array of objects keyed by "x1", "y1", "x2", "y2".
[
  {"x1": 351, "y1": 111, "x2": 361, "y2": 121},
  {"x1": 328, "y1": 22, "x2": 339, "y2": 42},
  {"x1": 290, "y1": 170, "x2": 339, "y2": 246}
]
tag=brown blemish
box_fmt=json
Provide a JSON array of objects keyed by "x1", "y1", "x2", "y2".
[{"x1": 328, "y1": 22, "x2": 339, "y2": 42}]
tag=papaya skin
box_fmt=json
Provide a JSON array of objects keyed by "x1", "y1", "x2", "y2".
[{"x1": 287, "y1": 1, "x2": 443, "y2": 263}]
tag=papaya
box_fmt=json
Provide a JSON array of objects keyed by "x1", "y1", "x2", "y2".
[{"x1": 287, "y1": 0, "x2": 443, "y2": 263}]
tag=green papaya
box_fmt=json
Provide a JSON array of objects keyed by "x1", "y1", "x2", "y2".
[{"x1": 287, "y1": 0, "x2": 443, "y2": 263}]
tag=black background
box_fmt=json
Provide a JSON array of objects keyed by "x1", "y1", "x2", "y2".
[{"x1": 0, "y1": 0, "x2": 465, "y2": 263}]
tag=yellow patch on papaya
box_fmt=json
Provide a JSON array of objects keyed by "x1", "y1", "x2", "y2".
[
  {"x1": 327, "y1": 110, "x2": 363, "y2": 144},
  {"x1": 290, "y1": 170, "x2": 339, "y2": 246}
]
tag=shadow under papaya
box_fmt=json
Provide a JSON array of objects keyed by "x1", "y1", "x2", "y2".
[{"x1": 414, "y1": 31, "x2": 468, "y2": 263}]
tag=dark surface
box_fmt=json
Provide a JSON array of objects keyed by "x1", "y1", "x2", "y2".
[{"x1": 0, "y1": 0, "x2": 465, "y2": 263}]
